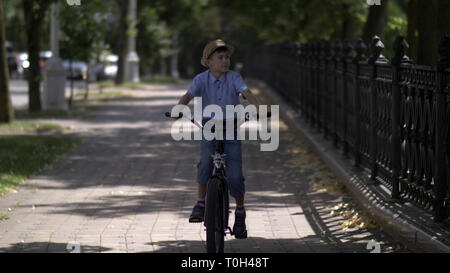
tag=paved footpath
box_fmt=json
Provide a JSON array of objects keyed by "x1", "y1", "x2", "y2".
[{"x1": 0, "y1": 82, "x2": 409, "y2": 253}]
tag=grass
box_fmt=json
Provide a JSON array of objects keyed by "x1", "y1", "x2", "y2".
[
  {"x1": 141, "y1": 75, "x2": 181, "y2": 85},
  {"x1": 15, "y1": 109, "x2": 82, "y2": 120},
  {"x1": 0, "y1": 135, "x2": 82, "y2": 197},
  {"x1": 97, "y1": 75, "x2": 181, "y2": 89},
  {"x1": 0, "y1": 121, "x2": 62, "y2": 133}
]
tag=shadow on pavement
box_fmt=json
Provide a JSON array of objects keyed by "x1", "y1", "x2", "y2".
[{"x1": 1, "y1": 86, "x2": 409, "y2": 253}]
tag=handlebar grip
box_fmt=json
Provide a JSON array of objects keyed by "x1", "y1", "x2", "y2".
[{"x1": 165, "y1": 112, "x2": 183, "y2": 118}]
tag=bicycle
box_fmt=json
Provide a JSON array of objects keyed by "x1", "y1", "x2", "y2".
[{"x1": 165, "y1": 111, "x2": 270, "y2": 253}]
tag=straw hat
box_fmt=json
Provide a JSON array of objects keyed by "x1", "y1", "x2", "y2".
[{"x1": 200, "y1": 39, "x2": 234, "y2": 67}]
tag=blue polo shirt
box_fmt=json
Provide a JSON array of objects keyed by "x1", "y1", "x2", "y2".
[{"x1": 187, "y1": 69, "x2": 248, "y2": 119}]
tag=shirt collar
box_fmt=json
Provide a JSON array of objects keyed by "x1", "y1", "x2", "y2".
[{"x1": 208, "y1": 70, "x2": 226, "y2": 84}]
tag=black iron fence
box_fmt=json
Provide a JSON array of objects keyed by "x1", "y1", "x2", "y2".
[{"x1": 243, "y1": 35, "x2": 450, "y2": 222}]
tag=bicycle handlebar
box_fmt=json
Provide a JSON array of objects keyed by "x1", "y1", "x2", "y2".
[{"x1": 165, "y1": 111, "x2": 271, "y2": 121}]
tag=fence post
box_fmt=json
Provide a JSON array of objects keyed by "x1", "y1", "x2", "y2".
[
  {"x1": 368, "y1": 36, "x2": 388, "y2": 182},
  {"x1": 332, "y1": 41, "x2": 341, "y2": 148},
  {"x1": 317, "y1": 42, "x2": 325, "y2": 133},
  {"x1": 353, "y1": 39, "x2": 367, "y2": 167},
  {"x1": 304, "y1": 44, "x2": 311, "y2": 124},
  {"x1": 299, "y1": 44, "x2": 306, "y2": 119},
  {"x1": 294, "y1": 43, "x2": 301, "y2": 109},
  {"x1": 311, "y1": 43, "x2": 318, "y2": 129},
  {"x1": 390, "y1": 35, "x2": 411, "y2": 200},
  {"x1": 323, "y1": 41, "x2": 331, "y2": 140},
  {"x1": 342, "y1": 41, "x2": 353, "y2": 157},
  {"x1": 434, "y1": 36, "x2": 450, "y2": 222}
]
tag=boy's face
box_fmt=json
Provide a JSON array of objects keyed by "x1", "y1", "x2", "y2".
[{"x1": 206, "y1": 50, "x2": 230, "y2": 74}]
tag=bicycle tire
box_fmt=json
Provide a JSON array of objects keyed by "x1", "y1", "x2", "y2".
[{"x1": 205, "y1": 177, "x2": 225, "y2": 253}]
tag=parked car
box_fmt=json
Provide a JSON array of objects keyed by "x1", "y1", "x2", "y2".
[
  {"x1": 15, "y1": 50, "x2": 53, "y2": 78},
  {"x1": 94, "y1": 54, "x2": 118, "y2": 81},
  {"x1": 63, "y1": 60, "x2": 88, "y2": 80}
]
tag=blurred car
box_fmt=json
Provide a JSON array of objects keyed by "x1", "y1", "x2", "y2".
[
  {"x1": 94, "y1": 54, "x2": 118, "y2": 81},
  {"x1": 63, "y1": 60, "x2": 88, "y2": 80},
  {"x1": 15, "y1": 50, "x2": 53, "y2": 78}
]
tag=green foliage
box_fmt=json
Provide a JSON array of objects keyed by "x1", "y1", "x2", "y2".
[
  {"x1": 3, "y1": 0, "x2": 411, "y2": 78},
  {"x1": 383, "y1": 0, "x2": 408, "y2": 58},
  {"x1": 221, "y1": 0, "x2": 367, "y2": 43},
  {"x1": 59, "y1": 0, "x2": 109, "y2": 62}
]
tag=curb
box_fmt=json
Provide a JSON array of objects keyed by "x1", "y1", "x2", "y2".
[{"x1": 248, "y1": 78, "x2": 450, "y2": 253}]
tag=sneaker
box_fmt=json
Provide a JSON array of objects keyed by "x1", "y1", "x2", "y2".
[
  {"x1": 233, "y1": 209, "x2": 247, "y2": 239},
  {"x1": 189, "y1": 203, "x2": 205, "y2": 223}
]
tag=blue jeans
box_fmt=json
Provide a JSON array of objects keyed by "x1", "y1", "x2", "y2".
[{"x1": 197, "y1": 137, "x2": 245, "y2": 199}]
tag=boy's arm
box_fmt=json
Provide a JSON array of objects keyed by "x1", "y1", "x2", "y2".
[
  {"x1": 178, "y1": 92, "x2": 193, "y2": 105},
  {"x1": 168, "y1": 92, "x2": 193, "y2": 119},
  {"x1": 242, "y1": 89, "x2": 262, "y2": 111}
]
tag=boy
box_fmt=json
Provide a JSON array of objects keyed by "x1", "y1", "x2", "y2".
[{"x1": 169, "y1": 39, "x2": 262, "y2": 239}]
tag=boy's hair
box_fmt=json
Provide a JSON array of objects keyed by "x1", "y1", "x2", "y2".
[{"x1": 207, "y1": 46, "x2": 230, "y2": 59}]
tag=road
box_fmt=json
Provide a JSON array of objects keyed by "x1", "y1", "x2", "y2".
[{"x1": 9, "y1": 79, "x2": 87, "y2": 110}]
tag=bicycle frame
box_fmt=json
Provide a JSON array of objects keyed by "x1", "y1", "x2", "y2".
[{"x1": 165, "y1": 111, "x2": 270, "y2": 252}]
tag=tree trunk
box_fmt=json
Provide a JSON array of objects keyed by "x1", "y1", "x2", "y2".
[
  {"x1": 114, "y1": 0, "x2": 128, "y2": 85},
  {"x1": 417, "y1": 0, "x2": 438, "y2": 65},
  {"x1": 0, "y1": 0, "x2": 14, "y2": 123},
  {"x1": 362, "y1": 0, "x2": 390, "y2": 46},
  {"x1": 437, "y1": 0, "x2": 450, "y2": 39},
  {"x1": 406, "y1": 0, "x2": 419, "y2": 62},
  {"x1": 22, "y1": 0, "x2": 52, "y2": 112}
]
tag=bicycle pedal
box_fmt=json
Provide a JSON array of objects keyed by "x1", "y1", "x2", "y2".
[
  {"x1": 234, "y1": 230, "x2": 247, "y2": 239},
  {"x1": 189, "y1": 218, "x2": 204, "y2": 223}
]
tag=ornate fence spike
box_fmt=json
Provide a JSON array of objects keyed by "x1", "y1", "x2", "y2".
[
  {"x1": 437, "y1": 35, "x2": 450, "y2": 70},
  {"x1": 369, "y1": 35, "x2": 388, "y2": 64},
  {"x1": 333, "y1": 41, "x2": 342, "y2": 59},
  {"x1": 342, "y1": 40, "x2": 353, "y2": 61},
  {"x1": 304, "y1": 44, "x2": 309, "y2": 56},
  {"x1": 319, "y1": 41, "x2": 326, "y2": 58},
  {"x1": 391, "y1": 35, "x2": 412, "y2": 66},
  {"x1": 354, "y1": 38, "x2": 367, "y2": 62},
  {"x1": 313, "y1": 42, "x2": 319, "y2": 57},
  {"x1": 323, "y1": 41, "x2": 331, "y2": 57}
]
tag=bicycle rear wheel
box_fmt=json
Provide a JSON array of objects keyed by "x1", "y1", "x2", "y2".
[{"x1": 205, "y1": 177, "x2": 225, "y2": 253}]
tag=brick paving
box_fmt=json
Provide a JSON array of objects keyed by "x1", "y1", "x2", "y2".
[{"x1": 0, "y1": 82, "x2": 408, "y2": 253}]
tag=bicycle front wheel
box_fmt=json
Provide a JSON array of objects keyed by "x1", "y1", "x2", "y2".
[{"x1": 205, "y1": 177, "x2": 225, "y2": 253}]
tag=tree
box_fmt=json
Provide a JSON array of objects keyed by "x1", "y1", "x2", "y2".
[
  {"x1": 406, "y1": 0, "x2": 418, "y2": 61},
  {"x1": 407, "y1": 0, "x2": 450, "y2": 65},
  {"x1": 0, "y1": 0, "x2": 14, "y2": 123},
  {"x1": 114, "y1": 0, "x2": 128, "y2": 85},
  {"x1": 60, "y1": 0, "x2": 108, "y2": 103},
  {"x1": 22, "y1": 0, "x2": 55, "y2": 112},
  {"x1": 362, "y1": 0, "x2": 390, "y2": 46}
]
